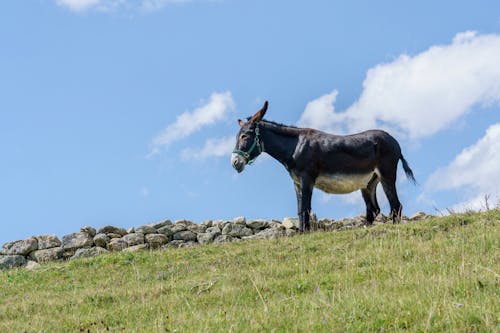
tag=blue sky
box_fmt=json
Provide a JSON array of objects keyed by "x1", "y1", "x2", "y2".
[{"x1": 1, "y1": 0, "x2": 499, "y2": 245}]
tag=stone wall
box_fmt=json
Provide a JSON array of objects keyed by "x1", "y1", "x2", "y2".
[{"x1": 0, "y1": 212, "x2": 430, "y2": 270}]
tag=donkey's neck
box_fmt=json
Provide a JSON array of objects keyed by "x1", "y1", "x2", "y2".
[{"x1": 260, "y1": 121, "x2": 299, "y2": 169}]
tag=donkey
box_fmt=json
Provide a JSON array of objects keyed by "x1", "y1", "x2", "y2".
[{"x1": 231, "y1": 101, "x2": 416, "y2": 232}]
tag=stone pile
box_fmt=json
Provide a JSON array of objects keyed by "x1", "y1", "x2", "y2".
[{"x1": 0, "y1": 212, "x2": 431, "y2": 270}]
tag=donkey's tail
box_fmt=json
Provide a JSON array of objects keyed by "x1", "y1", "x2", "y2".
[{"x1": 400, "y1": 155, "x2": 416, "y2": 184}]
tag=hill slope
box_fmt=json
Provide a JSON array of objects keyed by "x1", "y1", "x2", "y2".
[{"x1": 1, "y1": 211, "x2": 499, "y2": 332}]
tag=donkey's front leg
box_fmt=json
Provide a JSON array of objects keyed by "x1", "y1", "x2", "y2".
[{"x1": 294, "y1": 178, "x2": 313, "y2": 233}]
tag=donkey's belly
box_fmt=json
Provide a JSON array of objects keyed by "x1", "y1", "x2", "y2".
[{"x1": 315, "y1": 172, "x2": 375, "y2": 194}]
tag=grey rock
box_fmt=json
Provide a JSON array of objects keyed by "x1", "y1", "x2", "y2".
[
  {"x1": 162, "y1": 240, "x2": 186, "y2": 248},
  {"x1": 127, "y1": 227, "x2": 135, "y2": 234},
  {"x1": 197, "y1": 232, "x2": 218, "y2": 245},
  {"x1": 62, "y1": 249, "x2": 77, "y2": 260},
  {"x1": 25, "y1": 260, "x2": 40, "y2": 270},
  {"x1": 80, "y1": 226, "x2": 96, "y2": 237},
  {"x1": 339, "y1": 218, "x2": 355, "y2": 227},
  {"x1": 71, "y1": 247, "x2": 109, "y2": 259},
  {"x1": 338, "y1": 217, "x2": 357, "y2": 229},
  {"x1": 201, "y1": 220, "x2": 213, "y2": 227},
  {"x1": 375, "y1": 214, "x2": 388, "y2": 223},
  {"x1": 241, "y1": 234, "x2": 260, "y2": 241},
  {"x1": 214, "y1": 234, "x2": 239, "y2": 243},
  {"x1": 122, "y1": 233, "x2": 145, "y2": 246},
  {"x1": 150, "y1": 220, "x2": 172, "y2": 229},
  {"x1": 62, "y1": 232, "x2": 93, "y2": 251},
  {"x1": 3, "y1": 237, "x2": 38, "y2": 256},
  {"x1": 174, "y1": 219, "x2": 195, "y2": 226},
  {"x1": 107, "y1": 238, "x2": 128, "y2": 251},
  {"x1": 187, "y1": 224, "x2": 207, "y2": 233},
  {"x1": 353, "y1": 219, "x2": 364, "y2": 228},
  {"x1": 269, "y1": 220, "x2": 286, "y2": 230},
  {"x1": 179, "y1": 241, "x2": 198, "y2": 248},
  {"x1": 355, "y1": 215, "x2": 366, "y2": 224},
  {"x1": 318, "y1": 218, "x2": 341, "y2": 231},
  {"x1": 170, "y1": 224, "x2": 188, "y2": 233},
  {"x1": 123, "y1": 244, "x2": 149, "y2": 252},
  {"x1": 93, "y1": 233, "x2": 110, "y2": 248},
  {"x1": 172, "y1": 220, "x2": 196, "y2": 233},
  {"x1": 410, "y1": 211, "x2": 429, "y2": 221},
  {"x1": 97, "y1": 226, "x2": 127, "y2": 236},
  {"x1": 212, "y1": 219, "x2": 223, "y2": 226},
  {"x1": 173, "y1": 230, "x2": 197, "y2": 242},
  {"x1": 35, "y1": 235, "x2": 61, "y2": 250},
  {"x1": 206, "y1": 226, "x2": 222, "y2": 234},
  {"x1": 0, "y1": 241, "x2": 13, "y2": 254},
  {"x1": 29, "y1": 247, "x2": 64, "y2": 263},
  {"x1": 157, "y1": 226, "x2": 174, "y2": 238},
  {"x1": 282, "y1": 217, "x2": 299, "y2": 229},
  {"x1": 243, "y1": 228, "x2": 286, "y2": 240},
  {"x1": 145, "y1": 234, "x2": 169, "y2": 249},
  {"x1": 163, "y1": 240, "x2": 199, "y2": 249},
  {"x1": 198, "y1": 226, "x2": 222, "y2": 244},
  {"x1": 135, "y1": 225, "x2": 156, "y2": 235},
  {"x1": 222, "y1": 224, "x2": 253, "y2": 237},
  {"x1": 0, "y1": 255, "x2": 26, "y2": 270},
  {"x1": 107, "y1": 233, "x2": 123, "y2": 239},
  {"x1": 232, "y1": 216, "x2": 246, "y2": 225},
  {"x1": 246, "y1": 219, "x2": 268, "y2": 230},
  {"x1": 212, "y1": 220, "x2": 228, "y2": 229}
]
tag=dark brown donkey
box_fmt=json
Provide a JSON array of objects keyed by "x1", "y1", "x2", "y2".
[{"x1": 231, "y1": 101, "x2": 416, "y2": 232}]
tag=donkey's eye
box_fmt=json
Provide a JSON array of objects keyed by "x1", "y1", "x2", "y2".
[{"x1": 240, "y1": 134, "x2": 248, "y2": 140}]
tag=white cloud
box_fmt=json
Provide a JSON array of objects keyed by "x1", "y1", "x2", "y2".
[
  {"x1": 181, "y1": 136, "x2": 235, "y2": 160},
  {"x1": 319, "y1": 191, "x2": 363, "y2": 205},
  {"x1": 55, "y1": 0, "x2": 124, "y2": 12},
  {"x1": 319, "y1": 186, "x2": 389, "y2": 210},
  {"x1": 55, "y1": 0, "x2": 192, "y2": 12},
  {"x1": 450, "y1": 193, "x2": 498, "y2": 213},
  {"x1": 424, "y1": 123, "x2": 500, "y2": 211},
  {"x1": 141, "y1": 0, "x2": 191, "y2": 12},
  {"x1": 298, "y1": 31, "x2": 500, "y2": 139},
  {"x1": 150, "y1": 91, "x2": 235, "y2": 156},
  {"x1": 297, "y1": 90, "x2": 341, "y2": 132}
]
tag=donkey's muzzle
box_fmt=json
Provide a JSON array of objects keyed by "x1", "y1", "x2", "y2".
[{"x1": 231, "y1": 153, "x2": 246, "y2": 173}]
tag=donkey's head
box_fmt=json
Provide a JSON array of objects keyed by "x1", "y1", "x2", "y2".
[{"x1": 231, "y1": 101, "x2": 268, "y2": 173}]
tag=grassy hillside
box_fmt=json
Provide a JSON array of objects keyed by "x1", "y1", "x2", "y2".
[{"x1": 1, "y1": 211, "x2": 498, "y2": 332}]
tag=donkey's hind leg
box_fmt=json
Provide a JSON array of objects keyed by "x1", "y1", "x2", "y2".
[
  {"x1": 378, "y1": 164, "x2": 403, "y2": 223},
  {"x1": 361, "y1": 175, "x2": 380, "y2": 224},
  {"x1": 380, "y1": 178, "x2": 402, "y2": 223}
]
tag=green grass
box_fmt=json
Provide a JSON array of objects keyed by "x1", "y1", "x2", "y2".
[{"x1": 1, "y1": 211, "x2": 499, "y2": 332}]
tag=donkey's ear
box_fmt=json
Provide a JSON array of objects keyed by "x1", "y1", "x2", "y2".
[
  {"x1": 249, "y1": 100, "x2": 268, "y2": 123},
  {"x1": 238, "y1": 119, "x2": 245, "y2": 127}
]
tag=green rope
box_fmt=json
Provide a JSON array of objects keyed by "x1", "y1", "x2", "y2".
[{"x1": 232, "y1": 124, "x2": 262, "y2": 164}]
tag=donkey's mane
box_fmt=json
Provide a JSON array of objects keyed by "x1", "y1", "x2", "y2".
[
  {"x1": 262, "y1": 119, "x2": 299, "y2": 129},
  {"x1": 244, "y1": 117, "x2": 297, "y2": 128},
  {"x1": 260, "y1": 119, "x2": 302, "y2": 137},
  {"x1": 245, "y1": 116, "x2": 300, "y2": 128}
]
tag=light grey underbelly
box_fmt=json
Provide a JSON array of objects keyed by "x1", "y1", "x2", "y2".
[{"x1": 315, "y1": 172, "x2": 375, "y2": 194}]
